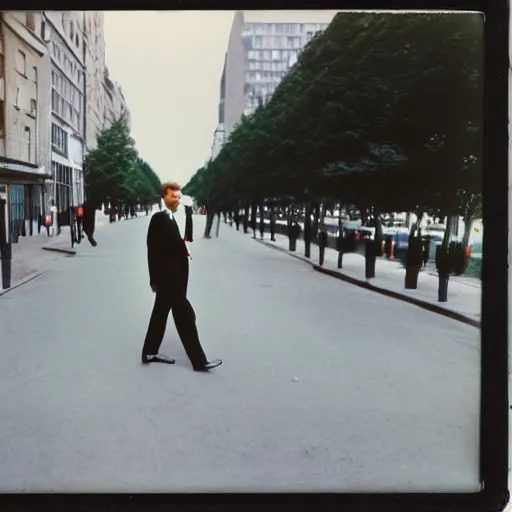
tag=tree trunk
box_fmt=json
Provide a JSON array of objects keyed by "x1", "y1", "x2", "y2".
[
  {"x1": 442, "y1": 215, "x2": 454, "y2": 248},
  {"x1": 312, "y1": 201, "x2": 320, "y2": 241},
  {"x1": 243, "y1": 204, "x2": 250, "y2": 233},
  {"x1": 435, "y1": 215, "x2": 455, "y2": 302},
  {"x1": 258, "y1": 204, "x2": 265, "y2": 239},
  {"x1": 462, "y1": 215, "x2": 473, "y2": 249},
  {"x1": 250, "y1": 201, "x2": 258, "y2": 238},
  {"x1": 304, "y1": 202, "x2": 312, "y2": 258},
  {"x1": 337, "y1": 201, "x2": 344, "y2": 268},
  {"x1": 373, "y1": 207, "x2": 383, "y2": 240}
]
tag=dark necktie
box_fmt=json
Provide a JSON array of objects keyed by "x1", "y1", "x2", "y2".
[{"x1": 171, "y1": 215, "x2": 180, "y2": 233}]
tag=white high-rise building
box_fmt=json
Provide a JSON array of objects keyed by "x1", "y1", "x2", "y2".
[{"x1": 211, "y1": 10, "x2": 338, "y2": 159}]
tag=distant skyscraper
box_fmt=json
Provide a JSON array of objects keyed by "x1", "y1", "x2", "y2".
[{"x1": 210, "y1": 10, "x2": 338, "y2": 160}]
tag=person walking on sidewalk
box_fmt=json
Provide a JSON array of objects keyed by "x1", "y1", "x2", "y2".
[
  {"x1": 82, "y1": 200, "x2": 98, "y2": 247},
  {"x1": 141, "y1": 181, "x2": 222, "y2": 372}
]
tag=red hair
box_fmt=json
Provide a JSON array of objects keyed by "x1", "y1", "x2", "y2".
[{"x1": 160, "y1": 181, "x2": 181, "y2": 198}]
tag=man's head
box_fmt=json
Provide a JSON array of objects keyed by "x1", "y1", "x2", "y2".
[{"x1": 161, "y1": 182, "x2": 181, "y2": 213}]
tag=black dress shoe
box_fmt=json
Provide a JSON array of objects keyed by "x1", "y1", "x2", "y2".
[
  {"x1": 142, "y1": 354, "x2": 176, "y2": 365},
  {"x1": 194, "y1": 359, "x2": 222, "y2": 372}
]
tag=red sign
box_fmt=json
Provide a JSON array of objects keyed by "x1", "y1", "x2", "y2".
[{"x1": 77, "y1": 206, "x2": 84, "y2": 217}]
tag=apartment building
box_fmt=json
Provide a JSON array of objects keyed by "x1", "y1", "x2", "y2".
[
  {"x1": 83, "y1": 11, "x2": 130, "y2": 153},
  {"x1": 103, "y1": 67, "x2": 130, "y2": 130},
  {"x1": 45, "y1": 11, "x2": 86, "y2": 217},
  {"x1": 211, "y1": 10, "x2": 338, "y2": 159},
  {"x1": 0, "y1": 11, "x2": 52, "y2": 242},
  {"x1": 83, "y1": 11, "x2": 106, "y2": 151}
]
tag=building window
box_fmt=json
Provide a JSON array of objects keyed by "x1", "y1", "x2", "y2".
[
  {"x1": 263, "y1": 50, "x2": 271, "y2": 60},
  {"x1": 9, "y1": 185, "x2": 25, "y2": 240},
  {"x1": 75, "y1": 33, "x2": 79, "y2": 47},
  {"x1": 0, "y1": 54, "x2": 3, "y2": 78},
  {"x1": 254, "y1": 36, "x2": 263, "y2": 48},
  {"x1": 54, "y1": 162, "x2": 73, "y2": 212},
  {"x1": 272, "y1": 50, "x2": 281, "y2": 60},
  {"x1": 70, "y1": 21, "x2": 74, "y2": 40},
  {"x1": 52, "y1": 90, "x2": 59, "y2": 113},
  {"x1": 24, "y1": 127, "x2": 31, "y2": 162},
  {"x1": 32, "y1": 66, "x2": 38, "y2": 83},
  {"x1": 16, "y1": 51, "x2": 26, "y2": 76},
  {"x1": 30, "y1": 99, "x2": 37, "y2": 116},
  {"x1": 52, "y1": 123, "x2": 68, "y2": 156}
]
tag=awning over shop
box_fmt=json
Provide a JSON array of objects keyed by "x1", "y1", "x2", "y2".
[{"x1": 0, "y1": 157, "x2": 51, "y2": 185}]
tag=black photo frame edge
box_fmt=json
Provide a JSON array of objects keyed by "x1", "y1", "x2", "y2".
[{"x1": 0, "y1": 0, "x2": 508, "y2": 510}]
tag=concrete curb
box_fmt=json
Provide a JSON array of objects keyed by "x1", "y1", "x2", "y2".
[
  {"x1": 41, "y1": 246, "x2": 77, "y2": 255},
  {"x1": 256, "y1": 238, "x2": 480, "y2": 329},
  {"x1": 0, "y1": 271, "x2": 46, "y2": 297}
]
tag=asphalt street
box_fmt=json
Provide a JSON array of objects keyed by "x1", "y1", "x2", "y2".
[{"x1": 0, "y1": 212, "x2": 481, "y2": 493}]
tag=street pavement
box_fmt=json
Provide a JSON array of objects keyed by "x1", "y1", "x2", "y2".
[
  {"x1": 0, "y1": 212, "x2": 481, "y2": 493},
  {"x1": 6, "y1": 210, "x2": 112, "y2": 288}
]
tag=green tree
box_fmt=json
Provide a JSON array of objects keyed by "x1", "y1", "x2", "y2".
[
  {"x1": 186, "y1": 11, "x2": 483, "y2": 246},
  {"x1": 84, "y1": 115, "x2": 138, "y2": 209}
]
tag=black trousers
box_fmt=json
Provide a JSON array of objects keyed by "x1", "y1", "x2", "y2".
[{"x1": 142, "y1": 288, "x2": 208, "y2": 369}]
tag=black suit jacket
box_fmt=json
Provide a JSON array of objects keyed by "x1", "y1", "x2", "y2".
[{"x1": 147, "y1": 211, "x2": 189, "y2": 299}]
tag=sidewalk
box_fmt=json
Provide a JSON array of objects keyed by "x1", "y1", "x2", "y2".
[
  {"x1": 252, "y1": 230, "x2": 481, "y2": 327},
  {"x1": 1, "y1": 210, "x2": 111, "y2": 295}
]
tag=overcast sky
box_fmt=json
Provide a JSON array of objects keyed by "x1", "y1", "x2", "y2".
[
  {"x1": 103, "y1": 11, "x2": 340, "y2": 188},
  {"x1": 103, "y1": 11, "x2": 233, "y2": 187}
]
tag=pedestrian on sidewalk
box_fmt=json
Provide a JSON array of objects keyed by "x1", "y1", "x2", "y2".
[
  {"x1": 184, "y1": 204, "x2": 193, "y2": 242},
  {"x1": 141, "y1": 181, "x2": 222, "y2": 372},
  {"x1": 82, "y1": 200, "x2": 98, "y2": 247}
]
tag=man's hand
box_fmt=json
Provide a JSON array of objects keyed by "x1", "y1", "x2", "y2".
[
  {"x1": 151, "y1": 284, "x2": 157, "y2": 293},
  {"x1": 184, "y1": 240, "x2": 192, "y2": 260}
]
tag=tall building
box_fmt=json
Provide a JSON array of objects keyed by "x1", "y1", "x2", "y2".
[
  {"x1": 103, "y1": 67, "x2": 130, "y2": 130},
  {"x1": 83, "y1": 11, "x2": 106, "y2": 152},
  {"x1": 210, "y1": 54, "x2": 226, "y2": 160},
  {"x1": 0, "y1": 11, "x2": 52, "y2": 242},
  {"x1": 44, "y1": 11, "x2": 86, "y2": 215},
  {"x1": 83, "y1": 12, "x2": 130, "y2": 153},
  {"x1": 211, "y1": 10, "x2": 338, "y2": 159}
]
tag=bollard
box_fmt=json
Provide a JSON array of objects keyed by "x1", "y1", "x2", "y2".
[
  {"x1": 0, "y1": 242, "x2": 12, "y2": 289},
  {"x1": 318, "y1": 231, "x2": 328, "y2": 266},
  {"x1": 438, "y1": 271, "x2": 449, "y2": 302},
  {"x1": 364, "y1": 240, "x2": 377, "y2": 279}
]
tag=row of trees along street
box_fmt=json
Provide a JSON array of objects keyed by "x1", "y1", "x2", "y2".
[
  {"x1": 83, "y1": 116, "x2": 162, "y2": 219},
  {"x1": 183, "y1": 12, "x2": 483, "y2": 303}
]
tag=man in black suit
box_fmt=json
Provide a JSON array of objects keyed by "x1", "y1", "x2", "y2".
[{"x1": 141, "y1": 182, "x2": 222, "y2": 372}]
